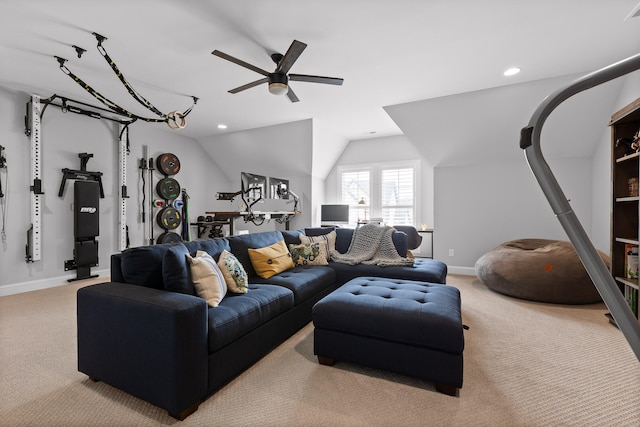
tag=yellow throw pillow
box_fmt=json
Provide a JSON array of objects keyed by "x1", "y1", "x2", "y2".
[
  {"x1": 186, "y1": 250, "x2": 227, "y2": 307},
  {"x1": 217, "y1": 250, "x2": 249, "y2": 294},
  {"x1": 248, "y1": 240, "x2": 295, "y2": 279}
]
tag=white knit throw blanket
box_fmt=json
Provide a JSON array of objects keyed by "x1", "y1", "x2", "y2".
[{"x1": 330, "y1": 223, "x2": 414, "y2": 267}]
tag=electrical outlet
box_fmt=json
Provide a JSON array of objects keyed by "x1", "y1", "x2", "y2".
[{"x1": 448, "y1": 249, "x2": 455, "y2": 257}]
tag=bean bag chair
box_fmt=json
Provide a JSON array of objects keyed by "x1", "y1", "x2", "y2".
[{"x1": 475, "y1": 239, "x2": 609, "y2": 304}]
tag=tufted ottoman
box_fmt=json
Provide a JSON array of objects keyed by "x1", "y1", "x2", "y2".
[{"x1": 312, "y1": 277, "x2": 464, "y2": 395}]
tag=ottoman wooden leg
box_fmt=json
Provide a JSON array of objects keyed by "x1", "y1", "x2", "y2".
[
  {"x1": 435, "y1": 383, "x2": 458, "y2": 396},
  {"x1": 317, "y1": 356, "x2": 335, "y2": 366}
]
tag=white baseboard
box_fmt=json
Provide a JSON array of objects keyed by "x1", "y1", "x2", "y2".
[
  {"x1": 448, "y1": 266, "x2": 476, "y2": 276},
  {"x1": 0, "y1": 269, "x2": 110, "y2": 297}
]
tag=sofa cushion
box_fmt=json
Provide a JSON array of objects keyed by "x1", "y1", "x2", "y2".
[
  {"x1": 183, "y1": 238, "x2": 231, "y2": 261},
  {"x1": 250, "y1": 265, "x2": 336, "y2": 305},
  {"x1": 218, "y1": 250, "x2": 249, "y2": 294},
  {"x1": 162, "y1": 244, "x2": 196, "y2": 295},
  {"x1": 334, "y1": 228, "x2": 407, "y2": 257},
  {"x1": 187, "y1": 251, "x2": 227, "y2": 307},
  {"x1": 228, "y1": 231, "x2": 286, "y2": 277},
  {"x1": 247, "y1": 240, "x2": 295, "y2": 279},
  {"x1": 288, "y1": 242, "x2": 329, "y2": 266},
  {"x1": 329, "y1": 258, "x2": 448, "y2": 285},
  {"x1": 208, "y1": 284, "x2": 294, "y2": 352},
  {"x1": 121, "y1": 244, "x2": 174, "y2": 289},
  {"x1": 281, "y1": 229, "x2": 303, "y2": 246},
  {"x1": 304, "y1": 226, "x2": 336, "y2": 236}
]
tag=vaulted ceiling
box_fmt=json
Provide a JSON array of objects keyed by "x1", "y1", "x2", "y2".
[{"x1": 1, "y1": 0, "x2": 639, "y2": 148}]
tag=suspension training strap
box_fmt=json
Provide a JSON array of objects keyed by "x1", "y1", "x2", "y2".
[
  {"x1": 55, "y1": 57, "x2": 167, "y2": 123},
  {"x1": 94, "y1": 33, "x2": 167, "y2": 119}
]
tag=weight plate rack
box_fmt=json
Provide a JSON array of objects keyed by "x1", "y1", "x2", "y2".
[{"x1": 154, "y1": 153, "x2": 182, "y2": 242}]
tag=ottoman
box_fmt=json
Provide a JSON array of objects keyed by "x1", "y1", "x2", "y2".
[{"x1": 312, "y1": 277, "x2": 464, "y2": 395}]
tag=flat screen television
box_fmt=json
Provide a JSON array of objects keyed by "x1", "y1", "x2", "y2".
[
  {"x1": 321, "y1": 204, "x2": 349, "y2": 224},
  {"x1": 240, "y1": 172, "x2": 266, "y2": 204}
]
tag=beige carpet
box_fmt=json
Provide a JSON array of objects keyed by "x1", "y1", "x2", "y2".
[{"x1": 0, "y1": 274, "x2": 639, "y2": 426}]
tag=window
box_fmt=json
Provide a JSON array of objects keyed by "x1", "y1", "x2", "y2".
[
  {"x1": 340, "y1": 169, "x2": 370, "y2": 224},
  {"x1": 338, "y1": 161, "x2": 418, "y2": 226}
]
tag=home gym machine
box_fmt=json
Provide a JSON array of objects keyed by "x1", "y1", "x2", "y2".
[
  {"x1": 59, "y1": 153, "x2": 104, "y2": 281},
  {"x1": 521, "y1": 52, "x2": 640, "y2": 361}
]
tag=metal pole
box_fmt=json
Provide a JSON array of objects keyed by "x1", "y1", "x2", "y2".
[{"x1": 520, "y1": 53, "x2": 640, "y2": 361}]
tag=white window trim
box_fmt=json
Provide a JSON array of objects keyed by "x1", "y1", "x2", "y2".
[{"x1": 337, "y1": 159, "x2": 420, "y2": 226}]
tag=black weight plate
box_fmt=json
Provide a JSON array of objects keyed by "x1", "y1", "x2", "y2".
[
  {"x1": 156, "y1": 231, "x2": 182, "y2": 244},
  {"x1": 157, "y1": 207, "x2": 181, "y2": 230},
  {"x1": 156, "y1": 153, "x2": 181, "y2": 176},
  {"x1": 156, "y1": 177, "x2": 181, "y2": 200}
]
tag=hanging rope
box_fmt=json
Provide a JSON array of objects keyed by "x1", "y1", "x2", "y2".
[{"x1": 55, "y1": 33, "x2": 198, "y2": 129}]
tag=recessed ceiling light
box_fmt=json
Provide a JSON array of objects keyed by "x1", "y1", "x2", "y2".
[
  {"x1": 504, "y1": 67, "x2": 521, "y2": 76},
  {"x1": 217, "y1": 124, "x2": 227, "y2": 129}
]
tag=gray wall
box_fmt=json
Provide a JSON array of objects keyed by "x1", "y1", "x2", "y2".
[{"x1": 0, "y1": 89, "x2": 226, "y2": 294}]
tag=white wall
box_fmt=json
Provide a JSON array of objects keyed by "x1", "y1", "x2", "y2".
[
  {"x1": 324, "y1": 134, "x2": 434, "y2": 228},
  {"x1": 0, "y1": 89, "x2": 225, "y2": 294}
]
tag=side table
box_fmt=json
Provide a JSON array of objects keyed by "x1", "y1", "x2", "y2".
[{"x1": 417, "y1": 229, "x2": 434, "y2": 259}]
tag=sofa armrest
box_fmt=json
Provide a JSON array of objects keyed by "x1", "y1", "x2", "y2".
[{"x1": 77, "y1": 282, "x2": 208, "y2": 419}]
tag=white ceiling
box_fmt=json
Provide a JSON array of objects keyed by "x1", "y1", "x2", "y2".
[{"x1": 1, "y1": 0, "x2": 639, "y2": 143}]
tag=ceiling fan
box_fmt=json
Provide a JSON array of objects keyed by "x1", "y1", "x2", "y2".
[{"x1": 212, "y1": 40, "x2": 343, "y2": 103}]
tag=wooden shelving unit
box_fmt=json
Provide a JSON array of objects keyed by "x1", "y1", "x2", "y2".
[{"x1": 610, "y1": 97, "x2": 640, "y2": 321}]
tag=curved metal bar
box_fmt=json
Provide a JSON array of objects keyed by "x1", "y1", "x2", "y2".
[{"x1": 520, "y1": 52, "x2": 640, "y2": 361}]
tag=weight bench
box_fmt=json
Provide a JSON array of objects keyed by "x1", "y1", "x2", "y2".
[{"x1": 312, "y1": 277, "x2": 464, "y2": 395}]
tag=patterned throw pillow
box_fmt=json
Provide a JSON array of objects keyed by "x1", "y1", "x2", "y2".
[
  {"x1": 299, "y1": 231, "x2": 336, "y2": 260},
  {"x1": 217, "y1": 250, "x2": 249, "y2": 294},
  {"x1": 186, "y1": 251, "x2": 227, "y2": 307},
  {"x1": 288, "y1": 242, "x2": 329, "y2": 266},
  {"x1": 247, "y1": 240, "x2": 296, "y2": 279}
]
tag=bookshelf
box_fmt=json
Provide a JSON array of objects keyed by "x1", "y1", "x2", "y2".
[{"x1": 611, "y1": 97, "x2": 640, "y2": 321}]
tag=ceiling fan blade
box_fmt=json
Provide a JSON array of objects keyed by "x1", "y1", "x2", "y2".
[
  {"x1": 289, "y1": 74, "x2": 344, "y2": 85},
  {"x1": 212, "y1": 50, "x2": 270, "y2": 76},
  {"x1": 286, "y1": 87, "x2": 300, "y2": 103},
  {"x1": 229, "y1": 77, "x2": 269, "y2": 94},
  {"x1": 275, "y1": 40, "x2": 307, "y2": 74}
]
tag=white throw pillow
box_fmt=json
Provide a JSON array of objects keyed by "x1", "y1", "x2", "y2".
[{"x1": 186, "y1": 250, "x2": 227, "y2": 307}]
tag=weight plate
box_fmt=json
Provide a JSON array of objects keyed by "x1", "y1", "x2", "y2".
[
  {"x1": 157, "y1": 207, "x2": 181, "y2": 230},
  {"x1": 156, "y1": 177, "x2": 181, "y2": 201},
  {"x1": 156, "y1": 231, "x2": 182, "y2": 244},
  {"x1": 156, "y1": 153, "x2": 181, "y2": 176}
]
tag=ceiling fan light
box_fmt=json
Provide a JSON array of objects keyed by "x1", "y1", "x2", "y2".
[{"x1": 269, "y1": 82, "x2": 289, "y2": 95}]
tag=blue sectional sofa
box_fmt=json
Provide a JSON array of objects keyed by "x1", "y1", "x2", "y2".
[{"x1": 77, "y1": 227, "x2": 447, "y2": 420}]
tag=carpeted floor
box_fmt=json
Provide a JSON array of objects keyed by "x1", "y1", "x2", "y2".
[{"x1": 0, "y1": 274, "x2": 638, "y2": 426}]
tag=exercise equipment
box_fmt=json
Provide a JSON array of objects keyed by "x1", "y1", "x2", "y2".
[
  {"x1": 24, "y1": 94, "x2": 133, "y2": 261},
  {"x1": 156, "y1": 177, "x2": 181, "y2": 200},
  {"x1": 521, "y1": 52, "x2": 640, "y2": 360},
  {"x1": 156, "y1": 231, "x2": 182, "y2": 244},
  {"x1": 157, "y1": 207, "x2": 181, "y2": 230},
  {"x1": 25, "y1": 96, "x2": 43, "y2": 262},
  {"x1": 0, "y1": 145, "x2": 7, "y2": 242},
  {"x1": 58, "y1": 153, "x2": 104, "y2": 198},
  {"x1": 180, "y1": 188, "x2": 190, "y2": 241},
  {"x1": 59, "y1": 154, "x2": 104, "y2": 281},
  {"x1": 156, "y1": 152, "x2": 181, "y2": 175},
  {"x1": 55, "y1": 33, "x2": 198, "y2": 129},
  {"x1": 64, "y1": 181, "x2": 100, "y2": 281}
]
